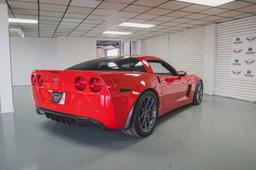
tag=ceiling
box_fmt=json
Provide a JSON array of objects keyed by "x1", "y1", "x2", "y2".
[{"x1": 7, "y1": 0, "x2": 256, "y2": 39}]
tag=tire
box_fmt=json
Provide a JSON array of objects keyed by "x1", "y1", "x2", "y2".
[
  {"x1": 122, "y1": 91, "x2": 159, "y2": 137},
  {"x1": 193, "y1": 80, "x2": 203, "y2": 105}
]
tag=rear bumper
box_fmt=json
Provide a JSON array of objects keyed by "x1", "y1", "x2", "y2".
[{"x1": 36, "y1": 107, "x2": 109, "y2": 129}]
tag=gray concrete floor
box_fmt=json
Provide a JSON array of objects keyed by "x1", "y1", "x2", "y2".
[{"x1": 1, "y1": 86, "x2": 256, "y2": 170}]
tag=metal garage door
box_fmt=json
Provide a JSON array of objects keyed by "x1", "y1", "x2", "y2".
[
  {"x1": 169, "y1": 27, "x2": 205, "y2": 79},
  {"x1": 216, "y1": 16, "x2": 256, "y2": 102}
]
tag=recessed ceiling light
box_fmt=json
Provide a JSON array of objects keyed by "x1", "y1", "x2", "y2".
[
  {"x1": 8, "y1": 18, "x2": 38, "y2": 24},
  {"x1": 103, "y1": 31, "x2": 132, "y2": 35},
  {"x1": 119, "y1": 22, "x2": 155, "y2": 28},
  {"x1": 176, "y1": 0, "x2": 234, "y2": 7}
]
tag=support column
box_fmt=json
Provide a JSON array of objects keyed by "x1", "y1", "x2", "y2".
[
  {"x1": 1, "y1": 113, "x2": 17, "y2": 169},
  {"x1": 204, "y1": 24, "x2": 216, "y2": 95},
  {"x1": 0, "y1": 1, "x2": 14, "y2": 113}
]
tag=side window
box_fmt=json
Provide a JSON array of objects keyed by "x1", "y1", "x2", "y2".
[
  {"x1": 148, "y1": 61, "x2": 176, "y2": 76},
  {"x1": 131, "y1": 61, "x2": 147, "y2": 72}
]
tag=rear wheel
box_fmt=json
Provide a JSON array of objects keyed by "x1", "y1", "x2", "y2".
[
  {"x1": 193, "y1": 80, "x2": 203, "y2": 105},
  {"x1": 122, "y1": 91, "x2": 158, "y2": 137}
]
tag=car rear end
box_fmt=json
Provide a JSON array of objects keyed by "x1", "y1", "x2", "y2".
[{"x1": 31, "y1": 70, "x2": 122, "y2": 129}]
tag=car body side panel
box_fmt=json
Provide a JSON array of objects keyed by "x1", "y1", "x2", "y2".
[
  {"x1": 99, "y1": 71, "x2": 163, "y2": 127},
  {"x1": 154, "y1": 74, "x2": 200, "y2": 116},
  {"x1": 137, "y1": 57, "x2": 201, "y2": 116}
]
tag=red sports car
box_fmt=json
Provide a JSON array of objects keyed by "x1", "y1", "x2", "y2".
[{"x1": 31, "y1": 56, "x2": 203, "y2": 137}]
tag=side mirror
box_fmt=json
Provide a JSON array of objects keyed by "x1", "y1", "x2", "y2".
[{"x1": 177, "y1": 71, "x2": 187, "y2": 77}]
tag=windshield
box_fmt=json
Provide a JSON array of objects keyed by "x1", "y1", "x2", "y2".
[{"x1": 67, "y1": 57, "x2": 147, "y2": 72}]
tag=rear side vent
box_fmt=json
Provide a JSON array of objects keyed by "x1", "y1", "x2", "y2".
[{"x1": 186, "y1": 84, "x2": 192, "y2": 97}]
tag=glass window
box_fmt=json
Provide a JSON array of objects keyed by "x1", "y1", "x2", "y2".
[
  {"x1": 148, "y1": 61, "x2": 177, "y2": 76},
  {"x1": 149, "y1": 62, "x2": 170, "y2": 74},
  {"x1": 107, "y1": 49, "x2": 119, "y2": 57},
  {"x1": 67, "y1": 57, "x2": 147, "y2": 72}
]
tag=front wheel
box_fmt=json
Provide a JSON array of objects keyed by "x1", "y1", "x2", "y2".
[
  {"x1": 193, "y1": 80, "x2": 203, "y2": 105},
  {"x1": 122, "y1": 91, "x2": 158, "y2": 137}
]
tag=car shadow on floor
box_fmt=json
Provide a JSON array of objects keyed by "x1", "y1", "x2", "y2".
[
  {"x1": 157, "y1": 104, "x2": 193, "y2": 125},
  {"x1": 38, "y1": 104, "x2": 192, "y2": 149},
  {"x1": 39, "y1": 120, "x2": 142, "y2": 150}
]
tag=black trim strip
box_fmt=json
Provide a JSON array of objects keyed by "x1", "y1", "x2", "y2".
[
  {"x1": 36, "y1": 107, "x2": 108, "y2": 129},
  {"x1": 157, "y1": 76, "x2": 161, "y2": 84},
  {"x1": 120, "y1": 88, "x2": 131, "y2": 92}
]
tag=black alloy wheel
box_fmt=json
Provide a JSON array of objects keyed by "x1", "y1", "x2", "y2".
[{"x1": 122, "y1": 91, "x2": 158, "y2": 137}]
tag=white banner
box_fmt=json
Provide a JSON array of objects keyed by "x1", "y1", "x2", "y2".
[{"x1": 231, "y1": 35, "x2": 256, "y2": 80}]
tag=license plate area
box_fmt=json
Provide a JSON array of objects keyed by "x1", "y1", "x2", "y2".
[{"x1": 51, "y1": 92, "x2": 65, "y2": 104}]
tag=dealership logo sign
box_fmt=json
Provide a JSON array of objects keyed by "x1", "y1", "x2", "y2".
[
  {"x1": 245, "y1": 47, "x2": 255, "y2": 55},
  {"x1": 244, "y1": 70, "x2": 254, "y2": 77},
  {"x1": 233, "y1": 49, "x2": 243, "y2": 54},
  {"x1": 233, "y1": 37, "x2": 243, "y2": 44},
  {"x1": 246, "y1": 36, "x2": 256, "y2": 42},
  {"x1": 232, "y1": 70, "x2": 242, "y2": 75},
  {"x1": 232, "y1": 59, "x2": 241, "y2": 65},
  {"x1": 231, "y1": 35, "x2": 256, "y2": 80},
  {"x1": 244, "y1": 59, "x2": 255, "y2": 65}
]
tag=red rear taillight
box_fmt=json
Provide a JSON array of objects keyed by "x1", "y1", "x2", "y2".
[
  {"x1": 89, "y1": 78, "x2": 103, "y2": 92},
  {"x1": 37, "y1": 75, "x2": 43, "y2": 86},
  {"x1": 75, "y1": 77, "x2": 87, "y2": 91},
  {"x1": 31, "y1": 74, "x2": 36, "y2": 85}
]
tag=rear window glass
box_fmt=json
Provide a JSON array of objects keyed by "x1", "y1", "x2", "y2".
[{"x1": 67, "y1": 57, "x2": 147, "y2": 72}]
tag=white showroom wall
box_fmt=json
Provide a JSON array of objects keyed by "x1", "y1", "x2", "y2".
[
  {"x1": 10, "y1": 37, "x2": 58, "y2": 86},
  {"x1": 10, "y1": 37, "x2": 96, "y2": 86},
  {"x1": 56, "y1": 37, "x2": 96, "y2": 69}
]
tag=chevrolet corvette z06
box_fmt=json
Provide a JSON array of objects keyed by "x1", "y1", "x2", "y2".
[{"x1": 31, "y1": 56, "x2": 203, "y2": 137}]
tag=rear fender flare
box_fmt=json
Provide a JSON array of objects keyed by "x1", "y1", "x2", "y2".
[{"x1": 123, "y1": 88, "x2": 160, "y2": 129}]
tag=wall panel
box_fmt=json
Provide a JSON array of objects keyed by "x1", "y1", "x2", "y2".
[{"x1": 216, "y1": 16, "x2": 256, "y2": 102}]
